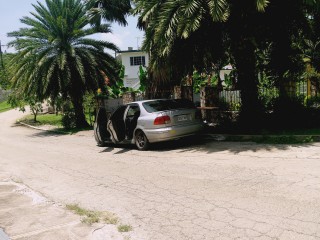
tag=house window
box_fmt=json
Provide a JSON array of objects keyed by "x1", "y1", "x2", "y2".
[{"x1": 130, "y1": 56, "x2": 146, "y2": 66}]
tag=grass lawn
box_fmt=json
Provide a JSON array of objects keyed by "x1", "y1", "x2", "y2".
[
  {"x1": 208, "y1": 123, "x2": 320, "y2": 144},
  {"x1": 279, "y1": 128, "x2": 320, "y2": 135},
  {"x1": 0, "y1": 101, "x2": 12, "y2": 113},
  {"x1": 22, "y1": 114, "x2": 63, "y2": 127},
  {"x1": 20, "y1": 113, "x2": 93, "y2": 134}
]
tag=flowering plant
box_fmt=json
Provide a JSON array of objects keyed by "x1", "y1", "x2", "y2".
[{"x1": 96, "y1": 88, "x2": 108, "y2": 98}]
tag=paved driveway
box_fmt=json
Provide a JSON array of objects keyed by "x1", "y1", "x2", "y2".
[{"x1": 0, "y1": 109, "x2": 320, "y2": 240}]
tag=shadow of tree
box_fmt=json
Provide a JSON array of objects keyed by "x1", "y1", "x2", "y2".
[
  {"x1": 151, "y1": 135, "x2": 316, "y2": 154},
  {"x1": 28, "y1": 130, "x2": 65, "y2": 137},
  {"x1": 25, "y1": 128, "x2": 318, "y2": 155}
]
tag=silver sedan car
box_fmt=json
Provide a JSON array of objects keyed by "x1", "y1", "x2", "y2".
[{"x1": 94, "y1": 99, "x2": 204, "y2": 150}]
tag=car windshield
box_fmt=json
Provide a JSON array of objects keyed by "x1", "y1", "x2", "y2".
[{"x1": 142, "y1": 99, "x2": 195, "y2": 113}]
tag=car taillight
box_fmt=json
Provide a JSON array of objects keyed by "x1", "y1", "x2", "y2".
[{"x1": 154, "y1": 115, "x2": 171, "y2": 125}]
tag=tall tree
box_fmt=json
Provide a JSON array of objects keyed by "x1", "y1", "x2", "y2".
[
  {"x1": 299, "y1": 1, "x2": 320, "y2": 95},
  {"x1": 133, "y1": 0, "x2": 269, "y2": 128},
  {"x1": 134, "y1": 0, "x2": 231, "y2": 98},
  {"x1": 8, "y1": 0, "x2": 120, "y2": 128},
  {"x1": 226, "y1": 0, "x2": 266, "y2": 127},
  {"x1": 134, "y1": 0, "x2": 320, "y2": 128},
  {"x1": 84, "y1": 0, "x2": 131, "y2": 26},
  {"x1": 0, "y1": 53, "x2": 13, "y2": 90}
]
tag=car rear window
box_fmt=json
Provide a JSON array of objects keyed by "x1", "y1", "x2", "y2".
[{"x1": 142, "y1": 99, "x2": 195, "y2": 113}]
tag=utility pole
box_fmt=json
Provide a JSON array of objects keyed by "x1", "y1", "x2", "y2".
[{"x1": 136, "y1": 37, "x2": 140, "y2": 50}]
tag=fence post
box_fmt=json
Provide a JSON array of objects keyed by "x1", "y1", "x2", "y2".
[
  {"x1": 173, "y1": 86, "x2": 182, "y2": 99},
  {"x1": 181, "y1": 86, "x2": 193, "y2": 101},
  {"x1": 200, "y1": 87, "x2": 219, "y2": 122}
]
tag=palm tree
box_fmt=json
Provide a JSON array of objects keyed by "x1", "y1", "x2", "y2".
[
  {"x1": 134, "y1": 0, "x2": 320, "y2": 129},
  {"x1": 133, "y1": 0, "x2": 271, "y2": 61},
  {"x1": 84, "y1": 0, "x2": 131, "y2": 26},
  {"x1": 8, "y1": 0, "x2": 120, "y2": 128},
  {"x1": 134, "y1": 0, "x2": 231, "y2": 98},
  {"x1": 134, "y1": 0, "x2": 230, "y2": 61},
  {"x1": 133, "y1": 0, "x2": 270, "y2": 128}
]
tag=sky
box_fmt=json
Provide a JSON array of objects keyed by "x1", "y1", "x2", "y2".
[{"x1": 0, "y1": 0, "x2": 144, "y2": 53}]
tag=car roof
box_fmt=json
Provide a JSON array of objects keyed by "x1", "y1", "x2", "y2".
[{"x1": 128, "y1": 99, "x2": 169, "y2": 105}]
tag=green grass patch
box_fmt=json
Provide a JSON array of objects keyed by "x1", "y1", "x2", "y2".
[
  {"x1": 225, "y1": 135, "x2": 314, "y2": 144},
  {"x1": 276, "y1": 128, "x2": 320, "y2": 136},
  {"x1": 66, "y1": 204, "x2": 100, "y2": 225},
  {"x1": 255, "y1": 135, "x2": 314, "y2": 144},
  {"x1": 22, "y1": 114, "x2": 63, "y2": 126},
  {"x1": 0, "y1": 101, "x2": 12, "y2": 113},
  {"x1": 66, "y1": 204, "x2": 119, "y2": 226},
  {"x1": 118, "y1": 224, "x2": 133, "y2": 232},
  {"x1": 19, "y1": 113, "x2": 93, "y2": 134}
]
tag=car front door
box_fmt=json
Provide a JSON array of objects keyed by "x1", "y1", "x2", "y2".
[
  {"x1": 94, "y1": 107, "x2": 111, "y2": 146},
  {"x1": 107, "y1": 105, "x2": 127, "y2": 143},
  {"x1": 125, "y1": 104, "x2": 141, "y2": 139}
]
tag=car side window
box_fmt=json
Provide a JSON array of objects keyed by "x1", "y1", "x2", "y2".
[
  {"x1": 109, "y1": 105, "x2": 127, "y2": 121},
  {"x1": 126, "y1": 105, "x2": 140, "y2": 118}
]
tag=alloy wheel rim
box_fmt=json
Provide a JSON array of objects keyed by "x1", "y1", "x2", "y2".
[{"x1": 137, "y1": 132, "x2": 145, "y2": 148}]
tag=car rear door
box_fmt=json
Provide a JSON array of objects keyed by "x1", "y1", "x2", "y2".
[{"x1": 107, "y1": 105, "x2": 127, "y2": 142}]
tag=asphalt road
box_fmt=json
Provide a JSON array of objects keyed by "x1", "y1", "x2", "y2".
[{"x1": 1, "y1": 109, "x2": 320, "y2": 240}]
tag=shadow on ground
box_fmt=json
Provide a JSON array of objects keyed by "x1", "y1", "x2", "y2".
[
  {"x1": 97, "y1": 135, "x2": 318, "y2": 155},
  {"x1": 149, "y1": 135, "x2": 317, "y2": 154},
  {"x1": 24, "y1": 125, "x2": 318, "y2": 155},
  {"x1": 99, "y1": 144, "x2": 134, "y2": 154},
  {"x1": 28, "y1": 130, "x2": 66, "y2": 138}
]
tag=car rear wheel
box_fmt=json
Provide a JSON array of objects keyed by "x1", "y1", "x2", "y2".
[{"x1": 135, "y1": 130, "x2": 150, "y2": 151}]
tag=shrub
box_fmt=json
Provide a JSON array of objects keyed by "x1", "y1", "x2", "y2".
[
  {"x1": 61, "y1": 101, "x2": 76, "y2": 129},
  {"x1": 304, "y1": 95, "x2": 320, "y2": 108},
  {"x1": 62, "y1": 111, "x2": 76, "y2": 129}
]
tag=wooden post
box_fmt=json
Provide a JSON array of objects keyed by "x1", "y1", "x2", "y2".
[
  {"x1": 200, "y1": 87, "x2": 219, "y2": 122},
  {"x1": 181, "y1": 86, "x2": 193, "y2": 101},
  {"x1": 173, "y1": 86, "x2": 182, "y2": 99}
]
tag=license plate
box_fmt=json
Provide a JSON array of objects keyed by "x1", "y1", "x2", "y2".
[{"x1": 177, "y1": 115, "x2": 188, "y2": 121}]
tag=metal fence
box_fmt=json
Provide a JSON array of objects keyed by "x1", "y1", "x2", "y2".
[
  {"x1": 218, "y1": 80, "x2": 319, "y2": 108},
  {"x1": 106, "y1": 80, "x2": 319, "y2": 111},
  {"x1": 219, "y1": 90, "x2": 241, "y2": 105}
]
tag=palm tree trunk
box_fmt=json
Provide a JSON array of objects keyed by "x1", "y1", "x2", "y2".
[
  {"x1": 228, "y1": 1, "x2": 264, "y2": 131},
  {"x1": 70, "y1": 94, "x2": 89, "y2": 128},
  {"x1": 231, "y1": 38, "x2": 264, "y2": 130}
]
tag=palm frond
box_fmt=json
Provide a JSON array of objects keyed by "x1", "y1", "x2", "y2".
[
  {"x1": 256, "y1": 0, "x2": 269, "y2": 12},
  {"x1": 8, "y1": 0, "x2": 121, "y2": 105}
]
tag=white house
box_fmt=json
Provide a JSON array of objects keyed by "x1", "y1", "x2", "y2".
[{"x1": 116, "y1": 47, "x2": 149, "y2": 90}]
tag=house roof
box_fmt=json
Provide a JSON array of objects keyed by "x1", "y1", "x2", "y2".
[{"x1": 117, "y1": 50, "x2": 145, "y2": 53}]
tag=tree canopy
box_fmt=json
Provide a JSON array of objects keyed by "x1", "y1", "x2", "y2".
[
  {"x1": 84, "y1": 0, "x2": 132, "y2": 26},
  {"x1": 133, "y1": 0, "x2": 320, "y2": 128},
  {"x1": 8, "y1": 0, "x2": 120, "y2": 127}
]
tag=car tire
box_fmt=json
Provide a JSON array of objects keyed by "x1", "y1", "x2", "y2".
[{"x1": 135, "y1": 130, "x2": 150, "y2": 151}]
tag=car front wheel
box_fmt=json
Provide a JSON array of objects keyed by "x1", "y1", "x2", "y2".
[{"x1": 135, "y1": 130, "x2": 150, "y2": 151}]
